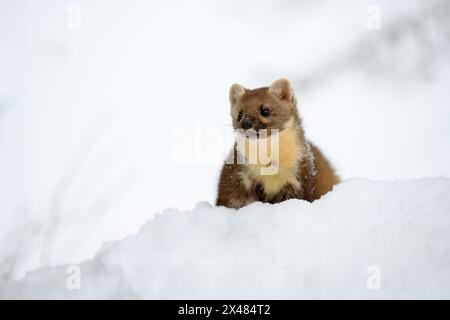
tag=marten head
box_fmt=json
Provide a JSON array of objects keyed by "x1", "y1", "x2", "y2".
[{"x1": 229, "y1": 78, "x2": 298, "y2": 135}]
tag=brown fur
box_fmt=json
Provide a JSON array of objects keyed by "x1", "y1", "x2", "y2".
[{"x1": 216, "y1": 79, "x2": 339, "y2": 209}]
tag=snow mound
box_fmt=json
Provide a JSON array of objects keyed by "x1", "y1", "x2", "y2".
[{"x1": 2, "y1": 178, "x2": 450, "y2": 299}]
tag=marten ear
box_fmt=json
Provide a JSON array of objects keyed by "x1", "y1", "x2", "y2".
[
  {"x1": 229, "y1": 83, "x2": 246, "y2": 105},
  {"x1": 269, "y1": 78, "x2": 293, "y2": 101}
]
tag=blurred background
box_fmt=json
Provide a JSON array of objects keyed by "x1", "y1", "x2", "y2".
[{"x1": 1, "y1": 0, "x2": 449, "y2": 280}]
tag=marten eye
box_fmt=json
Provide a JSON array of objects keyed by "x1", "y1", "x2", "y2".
[
  {"x1": 260, "y1": 105, "x2": 270, "y2": 117},
  {"x1": 237, "y1": 110, "x2": 243, "y2": 121}
]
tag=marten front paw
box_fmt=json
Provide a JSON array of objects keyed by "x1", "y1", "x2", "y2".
[
  {"x1": 255, "y1": 184, "x2": 265, "y2": 202},
  {"x1": 269, "y1": 185, "x2": 295, "y2": 204}
]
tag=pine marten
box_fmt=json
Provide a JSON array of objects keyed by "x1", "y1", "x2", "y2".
[{"x1": 216, "y1": 78, "x2": 339, "y2": 209}]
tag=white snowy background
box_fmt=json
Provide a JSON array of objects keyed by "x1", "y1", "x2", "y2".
[{"x1": 1, "y1": 0, "x2": 450, "y2": 298}]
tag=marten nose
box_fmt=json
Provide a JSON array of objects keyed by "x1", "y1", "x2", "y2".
[{"x1": 241, "y1": 118, "x2": 253, "y2": 130}]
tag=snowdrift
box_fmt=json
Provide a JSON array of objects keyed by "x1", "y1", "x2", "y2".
[{"x1": 1, "y1": 178, "x2": 450, "y2": 299}]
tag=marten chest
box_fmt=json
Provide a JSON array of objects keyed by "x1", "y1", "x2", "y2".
[{"x1": 238, "y1": 124, "x2": 303, "y2": 199}]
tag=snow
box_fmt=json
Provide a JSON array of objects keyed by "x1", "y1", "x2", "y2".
[
  {"x1": 1, "y1": 0, "x2": 450, "y2": 284},
  {"x1": 2, "y1": 178, "x2": 450, "y2": 299}
]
